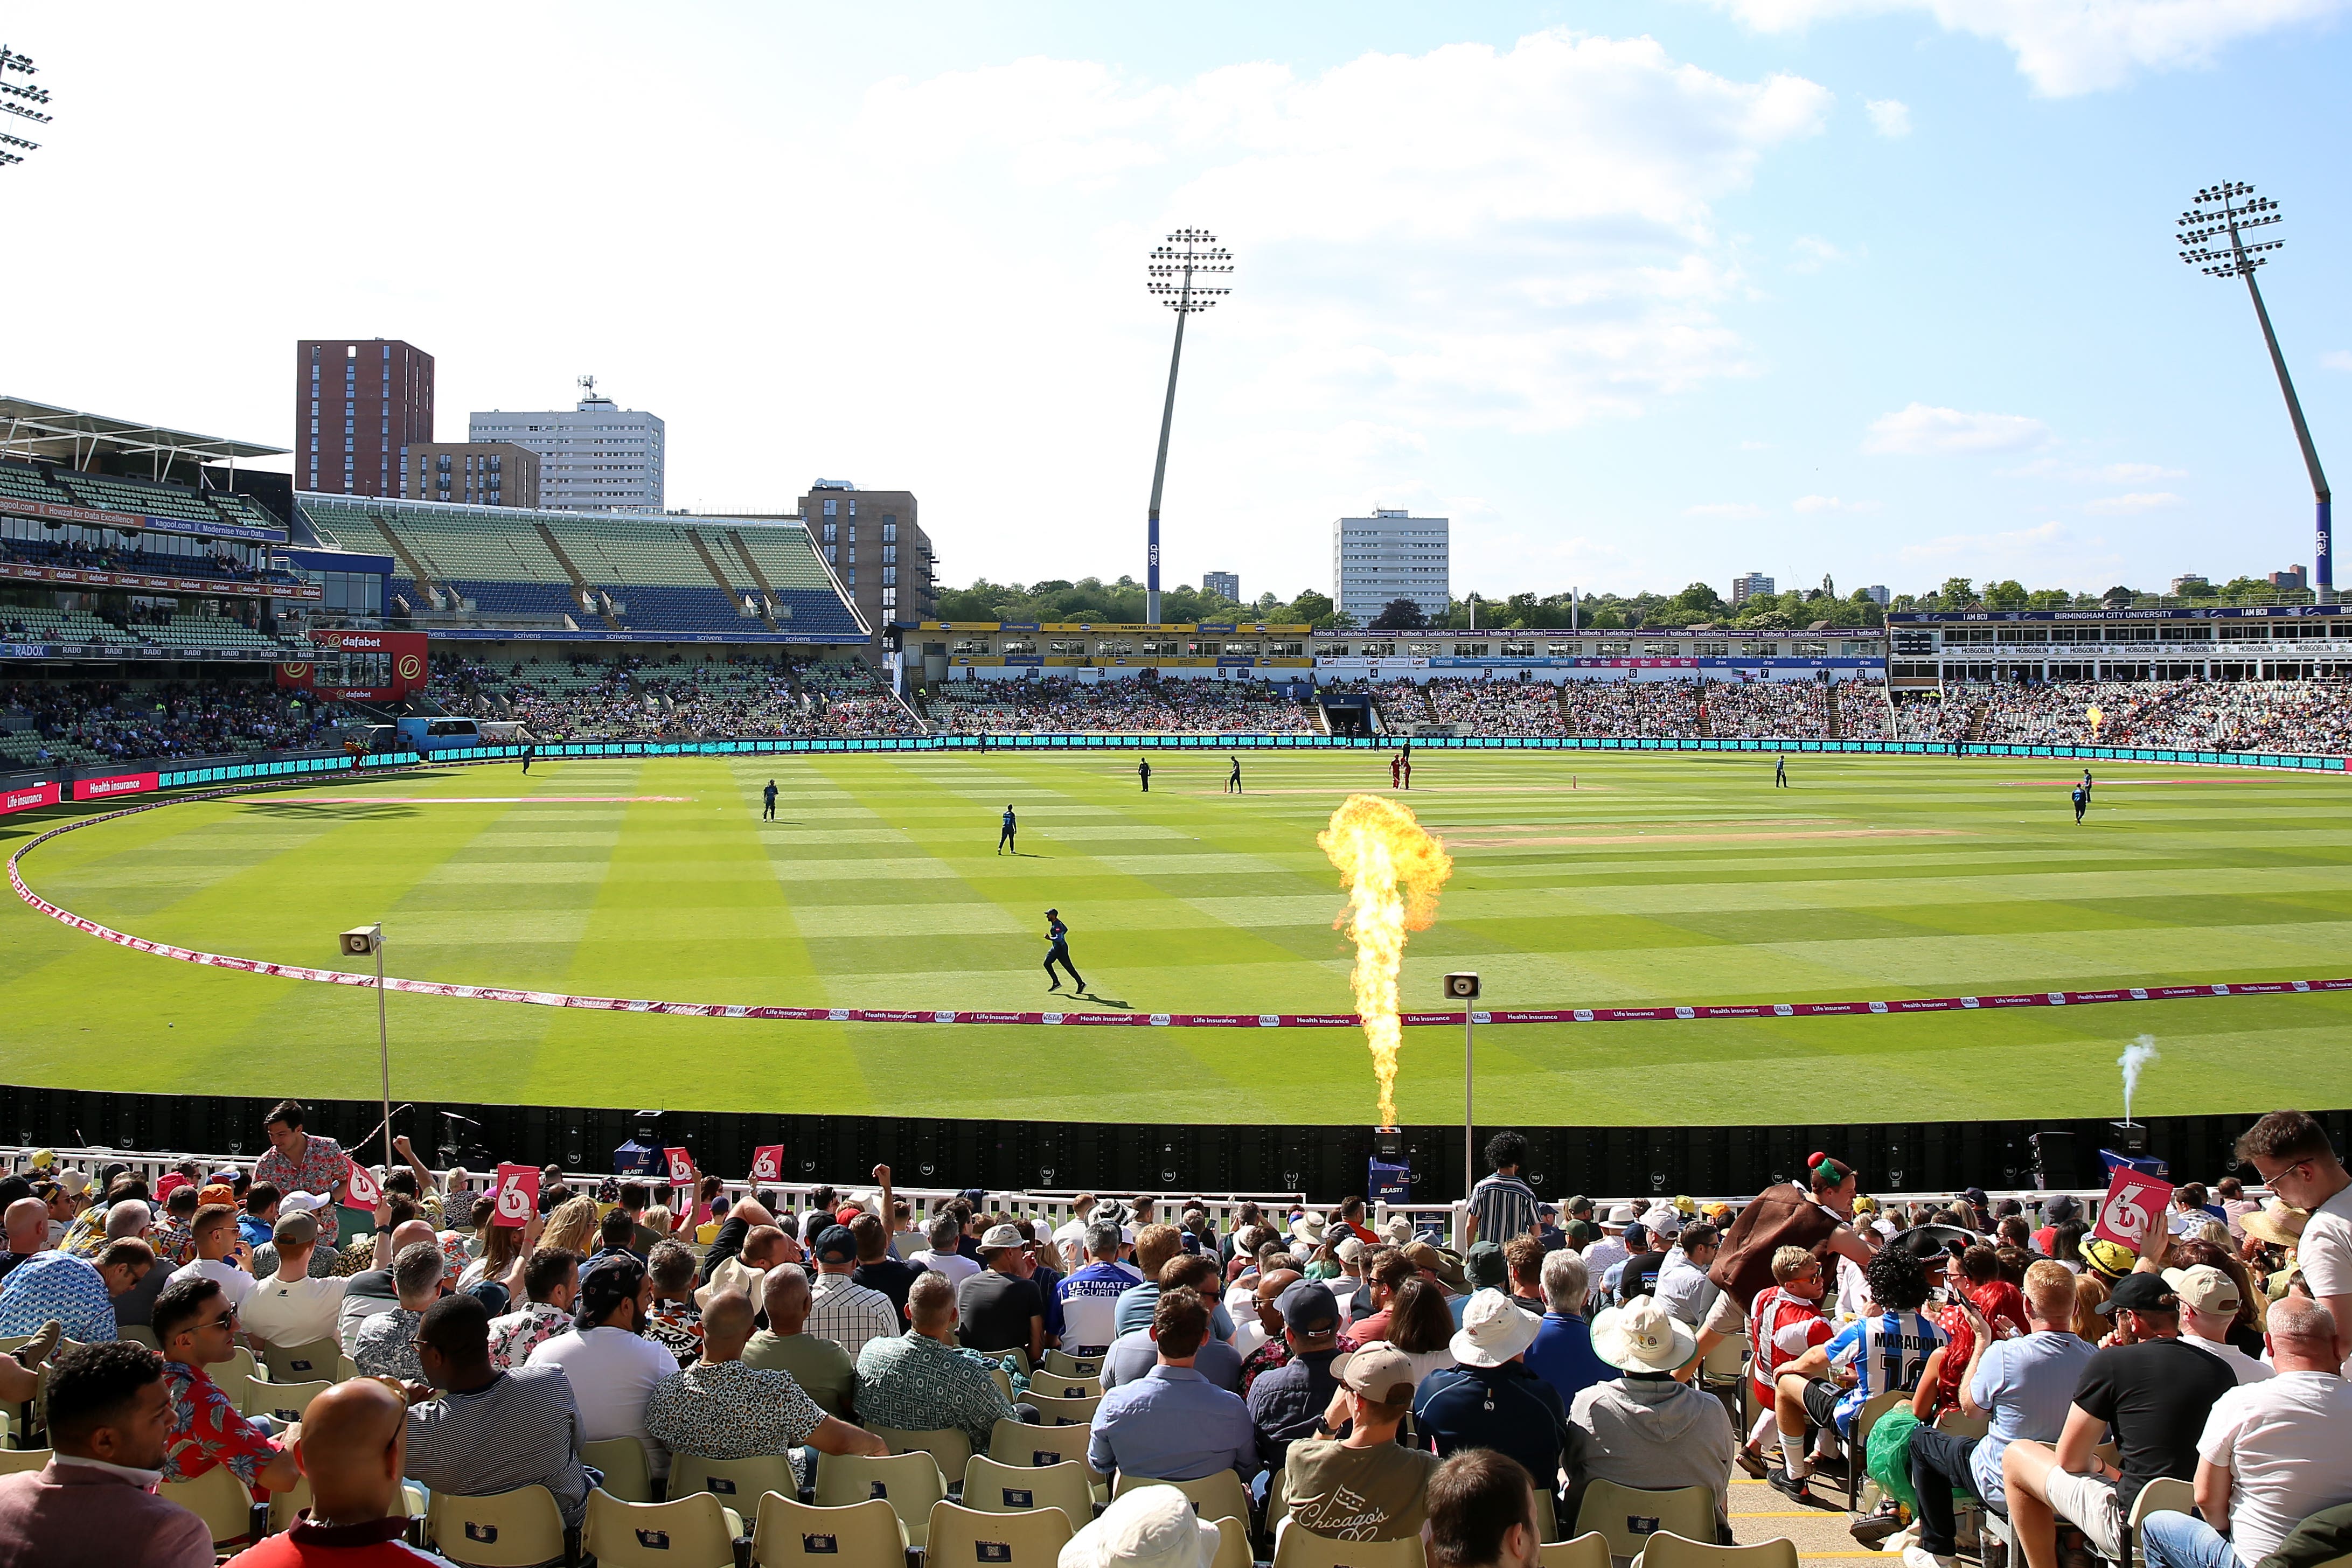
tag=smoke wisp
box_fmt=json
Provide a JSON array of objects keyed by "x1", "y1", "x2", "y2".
[{"x1": 2118, "y1": 1035, "x2": 2160, "y2": 1123}]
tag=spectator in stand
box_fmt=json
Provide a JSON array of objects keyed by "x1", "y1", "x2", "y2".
[
  {"x1": 2001, "y1": 1272, "x2": 2242, "y2": 1568},
  {"x1": 1575, "y1": 1293, "x2": 1736, "y2": 1538},
  {"x1": 526, "y1": 1252, "x2": 680, "y2": 1485},
  {"x1": 337, "y1": 1217, "x2": 436, "y2": 1353},
  {"x1": 166, "y1": 1203, "x2": 258, "y2": 1311},
  {"x1": 153, "y1": 1276, "x2": 301, "y2": 1496},
  {"x1": 642, "y1": 1241, "x2": 705, "y2": 1370},
  {"x1": 909, "y1": 1214, "x2": 981, "y2": 1290},
  {"x1": 1729, "y1": 1247, "x2": 1836, "y2": 1477},
  {"x1": 102, "y1": 1204, "x2": 175, "y2": 1330},
  {"x1": 806, "y1": 1224, "x2": 897, "y2": 1359},
  {"x1": 1387, "y1": 1276, "x2": 1462, "y2": 1388},
  {"x1": 1061, "y1": 1219, "x2": 1142, "y2": 1356},
  {"x1": 1902, "y1": 1260, "x2": 2091, "y2": 1568},
  {"x1": 1279, "y1": 1340, "x2": 1440, "y2": 1541},
  {"x1": 241, "y1": 1210, "x2": 348, "y2": 1356},
  {"x1": 0, "y1": 1340, "x2": 214, "y2": 1568},
  {"x1": 2234, "y1": 1110, "x2": 2352, "y2": 1370},
  {"x1": 1426, "y1": 1447, "x2": 1545, "y2": 1568},
  {"x1": 695, "y1": 1221, "x2": 790, "y2": 1309},
  {"x1": 1771, "y1": 1246, "x2": 1945, "y2": 1504},
  {"x1": 1246, "y1": 1280, "x2": 1350, "y2": 1473},
  {"x1": 236, "y1": 1183, "x2": 280, "y2": 1252},
  {"x1": 220, "y1": 1377, "x2": 427, "y2": 1568},
  {"x1": 744, "y1": 1263, "x2": 857, "y2": 1419},
  {"x1": 488, "y1": 1247, "x2": 581, "y2": 1372},
  {"x1": 0, "y1": 1235, "x2": 146, "y2": 1343},
  {"x1": 2138, "y1": 1300, "x2": 2352, "y2": 1568},
  {"x1": 1505, "y1": 1237, "x2": 1548, "y2": 1317},
  {"x1": 648, "y1": 1289, "x2": 883, "y2": 1466},
  {"x1": 1115, "y1": 1225, "x2": 1188, "y2": 1340},
  {"x1": 1104, "y1": 1256, "x2": 1245, "y2": 1393},
  {"x1": 405, "y1": 1293, "x2": 593, "y2": 1531},
  {"x1": 1415, "y1": 1291, "x2": 1571, "y2": 1516},
  {"x1": 252, "y1": 1100, "x2": 349, "y2": 1249},
  {"x1": 1234, "y1": 1266, "x2": 1303, "y2": 1375},
  {"x1": 958, "y1": 1223, "x2": 1048, "y2": 1363},
  {"x1": 1056, "y1": 1486, "x2": 1222, "y2": 1568},
  {"x1": 850, "y1": 1212, "x2": 918, "y2": 1326},
  {"x1": 152, "y1": 1187, "x2": 199, "y2": 1269},
  {"x1": 2166, "y1": 1264, "x2": 2274, "y2": 1383},
  {"x1": 352, "y1": 1242, "x2": 447, "y2": 1382},
  {"x1": 1582, "y1": 1205, "x2": 1635, "y2": 1284},
  {"x1": 1466, "y1": 1132, "x2": 1541, "y2": 1248},
  {"x1": 1654, "y1": 1222, "x2": 1723, "y2": 1327},
  {"x1": 1089, "y1": 1287, "x2": 1256, "y2": 1482},
  {"x1": 1528, "y1": 1249, "x2": 1613, "y2": 1411},
  {"x1": 856, "y1": 1271, "x2": 1020, "y2": 1452},
  {"x1": 2031, "y1": 1196, "x2": 2080, "y2": 1257}
]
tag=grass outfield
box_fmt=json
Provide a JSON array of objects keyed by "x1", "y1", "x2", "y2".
[{"x1": 2, "y1": 749, "x2": 2348, "y2": 1127}]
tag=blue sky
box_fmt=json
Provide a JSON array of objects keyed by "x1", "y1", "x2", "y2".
[{"x1": 6, "y1": 2, "x2": 2350, "y2": 602}]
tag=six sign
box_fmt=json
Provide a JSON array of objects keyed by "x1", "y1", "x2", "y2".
[
  {"x1": 750, "y1": 1145, "x2": 784, "y2": 1182},
  {"x1": 343, "y1": 1159, "x2": 381, "y2": 1209},
  {"x1": 493, "y1": 1163, "x2": 539, "y2": 1228},
  {"x1": 664, "y1": 1146, "x2": 694, "y2": 1187},
  {"x1": 2090, "y1": 1168, "x2": 2174, "y2": 1251}
]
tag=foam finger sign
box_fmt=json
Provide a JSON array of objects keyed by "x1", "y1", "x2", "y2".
[
  {"x1": 750, "y1": 1145, "x2": 784, "y2": 1182},
  {"x1": 664, "y1": 1146, "x2": 694, "y2": 1187},
  {"x1": 493, "y1": 1163, "x2": 539, "y2": 1228},
  {"x1": 2091, "y1": 1169, "x2": 2173, "y2": 1251},
  {"x1": 344, "y1": 1160, "x2": 382, "y2": 1209}
]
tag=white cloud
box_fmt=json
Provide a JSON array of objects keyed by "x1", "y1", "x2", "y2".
[
  {"x1": 1697, "y1": 0, "x2": 2350, "y2": 96},
  {"x1": 1789, "y1": 235, "x2": 1846, "y2": 272},
  {"x1": 1792, "y1": 494, "x2": 1881, "y2": 512},
  {"x1": 1686, "y1": 501, "x2": 1767, "y2": 517},
  {"x1": 1865, "y1": 402, "x2": 2053, "y2": 456},
  {"x1": 2083, "y1": 491, "x2": 2184, "y2": 514},
  {"x1": 2323, "y1": 350, "x2": 2352, "y2": 372},
  {"x1": 1864, "y1": 98, "x2": 1912, "y2": 136},
  {"x1": 1998, "y1": 458, "x2": 2187, "y2": 482}
]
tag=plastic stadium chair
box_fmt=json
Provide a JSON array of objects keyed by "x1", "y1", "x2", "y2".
[
  {"x1": 159, "y1": 1464, "x2": 265, "y2": 1549},
  {"x1": 1629, "y1": 1532, "x2": 1797, "y2": 1568},
  {"x1": 425, "y1": 1483, "x2": 576, "y2": 1568},
  {"x1": 1114, "y1": 1472, "x2": 1254, "y2": 1533},
  {"x1": 1573, "y1": 1481, "x2": 1716, "y2": 1566},
  {"x1": 992, "y1": 1365, "x2": 1016, "y2": 1402},
  {"x1": 2129, "y1": 1476, "x2": 2198, "y2": 1568},
  {"x1": 751, "y1": 1493, "x2": 909, "y2": 1568},
  {"x1": 927, "y1": 1498, "x2": 1074, "y2": 1566},
  {"x1": 244, "y1": 1376, "x2": 333, "y2": 1426},
  {"x1": 218, "y1": 1345, "x2": 260, "y2": 1386},
  {"x1": 962, "y1": 1455, "x2": 1096, "y2": 1521},
  {"x1": 671, "y1": 1451, "x2": 797, "y2": 1507},
  {"x1": 584, "y1": 1489, "x2": 744, "y2": 1568},
  {"x1": 1031, "y1": 1372, "x2": 1103, "y2": 1400},
  {"x1": 1541, "y1": 1534, "x2": 1611, "y2": 1568},
  {"x1": 813, "y1": 1450, "x2": 947, "y2": 1548},
  {"x1": 1842, "y1": 1390, "x2": 1909, "y2": 1513},
  {"x1": 260, "y1": 1336, "x2": 343, "y2": 1382},
  {"x1": 1272, "y1": 1524, "x2": 1428, "y2": 1568},
  {"x1": 1026, "y1": 1391, "x2": 1101, "y2": 1426},
  {"x1": 116, "y1": 1325, "x2": 161, "y2": 1351},
  {"x1": 580, "y1": 1437, "x2": 657, "y2": 1503},
  {"x1": 973, "y1": 1346, "x2": 1031, "y2": 1374},
  {"x1": 988, "y1": 1418, "x2": 1104, "y2": 1481},
  {"x1": 0, "y1": 1447, "x2": 50, "y2": 1475},
  {"x1": 1211, "y1": 1515, "x2": 1252, "y2": 1568},
  {"x1": 871, "y1": 1424, "x2": 973, "y2": 1486},
  {"x1": 1040, "y1": 1350, "x2": 1103, "y2": 1379}
]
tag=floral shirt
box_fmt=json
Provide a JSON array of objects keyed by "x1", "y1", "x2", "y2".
[
  {"x1": 161, "y1": 1360, "x2": 283, "y2": 1492},
  {"x1": 57, "y1": 1204, "x2": 109, "y2": 1259},
  {"x1": 488, "y1": 1300, "x2": 573, "y2": 1372},
  {"x1": 645, "y1": 1358, "x2": 824, "y2": 1460},
  {"x1": 152, "y1": 1217, "x2": 196, "y2": 1269},
  {"x1": 648, "y1": 1299, "x2": 705, "y2": 1371},
  {"x1": 353, "y1": 1306, "x2": 426, "y2": 1382},
  {"x1": 1240, "y1": 1328, "x2": 1357, "y2": 1397},
  {"x1": 255, "y1": 1134, "x2": 350, "y2": 1243}
]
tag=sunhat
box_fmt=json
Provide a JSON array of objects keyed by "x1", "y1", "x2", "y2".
[
  {"x1": 1591, "y1": 1294, "x2": 1698, "y2": 1374},
  {"x1": 1449, "y1": 1288, "x2": 1541, "y2": 1368}
]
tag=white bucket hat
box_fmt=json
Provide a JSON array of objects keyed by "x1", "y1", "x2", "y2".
[
  {"x1": 1591, "y1": 1295, "x2": 1698, "y2": 1374},
  {"x1": 1060, "y1": 1483, "x2": 1221, "y2": 1568},
  {"x1": 1602, "y1": 1203, "x2": 1638, "y2": 1229},
  {"x1": 1290, "y1": 1214, "x2": 1327, "y2": 1246},
  {"x1": 1449, "y1": 1287, "x2": 1541, "y2": 1368}
]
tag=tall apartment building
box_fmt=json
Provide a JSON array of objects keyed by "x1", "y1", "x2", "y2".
[
  {"x1": 1862, "y1": 584, "x2": 1891, "y2": 608},
  {"x1": 295, "y1": 339, "x2": 435, "y2": 497},
  {"x1": 400, "y1": 442, "x2": 540, "y2": 509},
  {"x1": 1202, "y1": 570, "x2": 1240, "y2": 603},
  {"x1": 1332, "y1": 509, "x2": 1449, "y2": 625},
  {"x1": 470, "y1": 380, "x2": 664, "y2": 513},
  {"x1": 1731, "y1": 570, "x2": 1776, "y2": 605},
  {"x1": 779, "y1": 480, "x2": 935, "y2": 629}
]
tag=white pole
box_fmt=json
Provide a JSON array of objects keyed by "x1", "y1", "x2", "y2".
[
  {"x1": 374, "y1": 924, "x2": 393, "y2": 1180},
  {"x1": 1463, "y1": 1007, "x2": 1476, "y2": 1213}
]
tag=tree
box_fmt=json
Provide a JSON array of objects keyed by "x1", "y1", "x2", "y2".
[
  {"x1": 1937, "y1": 577, "x2": 1976, "y2": 610},
  {"x1": 2027, "y1": 588, "x2": 2073, "y2": 610},
  {"x1": 1369, "y1": 598, "x2": 1429, "y2": 631},
  {"x1": 1281, "y1": 589, "x2": 1340, "y2": 628},
  {"x1": 1984, "y1": 580, "x2": 2028, "y2": 611},
  {"x1": 2102, "y1": 585, "x2": 2138, "y2": 606}
]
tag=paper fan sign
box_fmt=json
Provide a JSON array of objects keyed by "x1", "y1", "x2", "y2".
[
  {"x1": 2090, "y1": 1168, "x2": 2173, "y2": 1251},
  {"x1": 664, "y1": 1146, "x2": 694, "y2": 1187},
  {"x1": 492, "y1": 1163, "x2": 540, "y2": 1228},
  {"x1": 344, "y1": 1159, "x2": 382, "y2": 1209},
  {"x1": 750, "y1": 1145, "x2": 785, "y2": 1183}
]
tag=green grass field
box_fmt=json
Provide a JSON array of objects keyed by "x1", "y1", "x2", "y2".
[{"x1": 2, "y1": 750, "x2": 2348, "y2": 1127}]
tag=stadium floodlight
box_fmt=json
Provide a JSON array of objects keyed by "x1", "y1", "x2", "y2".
[
  {"x1": 339, "y1": 923, "x2": 398, "y2": 1180},
  {"x1": 0, "y1": 46, "x2": 46, "y2": 168},
  {"x1": 1142, "y1": 227, "x2": 1234, "y2": 625},
  {"x1": 2178, "y1": 182, "x2": 2332, "y2": 601}
]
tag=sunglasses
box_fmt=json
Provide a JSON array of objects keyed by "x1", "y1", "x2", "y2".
[{"x1": 201, "y1": 1308, "x2": 238, "y2": 1331}]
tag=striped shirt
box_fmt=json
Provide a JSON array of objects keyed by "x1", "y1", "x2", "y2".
[
  {"x1": 1469, "y1": 1173, "x2": 1542, "y2": 1244},
  {"x1": 806, "y1": 1273, "x2": 899, "y2": 1360},
  {"x1": 405, "y1": 1365, "x2": 591, "y2": 1527}
]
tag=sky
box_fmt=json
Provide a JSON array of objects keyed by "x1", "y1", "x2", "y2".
[{"x1": 5, "y1": 1, "x2": 2351, "y2": 604}]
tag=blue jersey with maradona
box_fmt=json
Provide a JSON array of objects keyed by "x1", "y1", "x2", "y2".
[{"x1": 1821, "y1": 1309, "x2": 1945, "y2": 1432}]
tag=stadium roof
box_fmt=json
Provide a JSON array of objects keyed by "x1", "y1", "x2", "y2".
[{"x1": 0, "y1": 394, "x2": 289, "y2": 477}]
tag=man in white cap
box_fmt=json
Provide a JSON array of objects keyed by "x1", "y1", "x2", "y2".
[
  {"x1": 1572, "y1": 1294, "x2": 1736, "y2": 1537},
  {"x1": 1059, "y1": 1481, "x2": 1221, "y2": 1568},
  {"x1": 1583, "y1": 1204, "x2": 1636, "y2": 1283},
  {"x1": 958, "y1": 1223, "x2": 1048, "y2": 1365},
  {"x1": 240, "y1": 1209, "x2": 350, "y2": 1360},
  {"x1": 1279, "y1": 1341, "x2": 1439, "y2": 1541},
  {"x1": 1413, "y1": 1290, "x2": 1575, "y2": 1521},
  {"x1": 2163, "y1": 1264, "x2": 2272, "y2": 1384}
]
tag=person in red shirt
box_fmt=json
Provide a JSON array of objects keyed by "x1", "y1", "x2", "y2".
[
  {"x1": 221, "y1": 1378, "x2": 444, "y2": 1566},
  {"x1": 1737, "y1": 1246, "x2": 1835, "y2": 1475},
  {"x1": 1914, "y1": 1244, "x2": 2026, "y2": 1421}
]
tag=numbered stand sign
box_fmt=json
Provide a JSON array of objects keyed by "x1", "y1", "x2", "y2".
[
  {"x1": 2090, "y1": 1168, "x2": 2174, "y2": 1251},
  {"x1": 750, "y1": 1145, "x2": 785, "y2": 1183},
  {"x1": 493, "y1": 1163, "x2": 540, "y2": 1228}
]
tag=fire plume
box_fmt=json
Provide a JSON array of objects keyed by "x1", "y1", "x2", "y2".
[{"x1": 1318, "y1": 793, "x2": 1454, "y2": 1129}]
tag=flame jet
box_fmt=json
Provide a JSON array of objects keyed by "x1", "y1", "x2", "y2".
[{"x1": 1318, "y1": 793, "x2": 1454, "y2": 1129}]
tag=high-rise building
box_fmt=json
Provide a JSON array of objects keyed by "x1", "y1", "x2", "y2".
[
  {"x1": 1202, "y1": 570, "x2": 1240, "y2": 603},
  {"x1": 1332, "y1": 509, "x2": 1449, "y2": 625},
  {"x1": 470, "y1": 380, "x2": 664, "y2": 513},
  {"x1": 1862, "y1": 584, "x2": 1890, "y2": 607},
  {"x1": 718, "y1": 482, "x2": 935, "y2": 632},
  {"x1": 2271, "y1": 565, "x2": 2309, "y2": 591},
  {"x1": 295, "y1": 339, "x2": 434, "y2": 497},
  {"x1": 1731, "y1": 571, "x2": 1776, "y2": 605},
  {"x1": 400, "y1": 442, "x2": 540, "y2": 509}
]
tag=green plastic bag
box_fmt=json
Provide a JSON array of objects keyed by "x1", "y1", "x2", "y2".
[{"x1": 1867, "y1": 1405, "x2": 1924, "y2": 1511}]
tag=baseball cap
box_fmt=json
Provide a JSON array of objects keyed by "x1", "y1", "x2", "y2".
[
  {"x1": 813, "y1": 1225, "x2": 859, "y2": 1264},
  {"x1": 1642, "y1": 1205, "x2": 1683, "y2": 1238},
  {"x1": 1341, "y1": 1342, "x2": 1419, "y2": 1405},
  {"x1": 1622, "y1": 1223, "x2": 1649, "y2": 1251},
  {"x1": 280, "y1": 1191, "x2": 331, "y2": 1216},
  {"x1": 1564, "y1": 1194, "x2": 1592, "y2": 1216},
  {"x1": 2096, "y1": 1272, "x2": 2179, "y2": 1316},
  {"x1": 2045, "y1": 1195, "x2": 2082, "y2": 1223},
  {"x1": 1961, "y1": 1187, "x2": 1989, "y2": 1208},
  {"x1": 2161, "y1": 1265, "x2": 2242, "y2": 1316},
  {"x1": 1334, "y1": 1236, "x2": 1365, "y2": 1264},
  {"x1": 1464, "y1": 1241, "x2": 1507, "y2": 1290},
  {"x1": 1277, "y1": 1280, "x2": 1340, "y2": 1336}
]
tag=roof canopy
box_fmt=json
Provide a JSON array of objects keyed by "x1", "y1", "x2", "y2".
[{"x1": 0, "y1": 394, "x2": 288, "y2": 479}]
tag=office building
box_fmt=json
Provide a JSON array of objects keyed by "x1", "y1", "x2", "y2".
[
  {"x1": 470, "y1": 380, "x2": 665, "y2": 513},
  {"x1": 1202, "y1": 570, "x2": 1240, "y2": 603},
  {"x1": 1332, "y1": 509, "x2": 1449, "y2": 625},
  {"x1": 1731, "y1": 571, "x2": 1776, "y2": 605},
  {"x1": 2271, "y1": 565, "x2": 2309, "y2": 592},
  {"x1": 296, "y1": 339, "x2": 435, "y2": 497},
  {"x1": 712, "y1": 482, "x2": 935, "y2": 632},
  {"x1": 400, "y1": 442, "x2": 540, "y2": 509},
  {"x1": 1862, "y1": 584, "x2": 1890, "y2": 607}
]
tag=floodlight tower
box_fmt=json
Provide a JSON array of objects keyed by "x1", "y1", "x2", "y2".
[
  {"x1": 2178, "y1": 183, "x2": 2332, "y2": 600},
  {"x1": 1143, "y1": 228, "x2": 1234, "y2": 625},
  {"x1": 0, "y1": 46, "x2": 49, "y2": 170}
]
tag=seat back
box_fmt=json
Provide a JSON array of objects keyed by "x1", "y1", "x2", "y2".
[
  {"x1": 814, "y1": 1451, "x2": 948, "y2": 1549},
  {"x1": 2130, "y1": 1477, "x2": 2197, "y2": 1534},
  {"x1": 1041, "y1": 1350, "x2": 1103, "y2": 1378},
  {"x1": 585, "y1": 1489, "x2": 740, "y2": 1568},
  {"x1": 1541, "y1": 1534, "x2": 1611, "y2": 1568},
  {"x1": 158, "y1": 1464, "x2": 259, "y2": 1546},
  {"x1": 1843, "y1": 1389, "x2": 1910, "y2": 1509},
  {"x1": 581, "y1": 1436, "x2": 656, "y2": 1503},
  {"x1": 1634, "y1": 1532, "x2": 1797, "y2": 1568},
  {"x1": 1272, "y1": 1523, "x2": 1429, "y2": 1568},
  {"x1": 1031, "y1": 1372, "x2": 1103, "y2": 1399},
  {"x1": 989, "y1": 1417, "x2": 1103, "y2": 1478},
  {"x1": 1934, "y1": 1411, "x2": 1989, "y2": 1441},
  {"x1": 751, "y1": 1493, "x2": 909, "y2": 1568},
  {"x1": 1211, "y1": 1515, "x2": 1252, "y2": 1568},
  {"x1": 1700, "y1": 1333, "x2": 1749, "y2": 1382},
  {"x1": 1115, "y1": 1471, "x2": 1253, "y2": 1529},
  {"x1": 1027, "y1": 1391, "x2": 1101, "y2": 1426},
  {"x1": 218, "y1": 1345, "x2": 259, "y2": 1386},
  {"x1": 117, "y1": 1325, "x2": 161, "y2": 1350},
  {"x1": 872, "y1": 1424, "x2": 974, "y2": 1486},
  {"x1": 963, "y1": 1456, "x2": 1096, "y2": 1520},
  {"x1": 261, "y1": 1336, "x2": 344, "y2": 1383},
  {"x1": 1574, "y1": 1481, "x2": 1716, "y2": 1564},
  {"x1": 245, "y1": 1376, "x2": 333, "y2": 1425},
  {"x1": 427, "y1": 1486, "x2": 569, "y2": 1568},
  {"x1": 673, "y1": 1451, "x2": 798, "y2": 1507},
  {"x1": 0, "y1": 1447, "x2": 51, "y2": 1475},
  {"x1": 926, "y1": 1499, "x2": 1074, "y2": 1566}
]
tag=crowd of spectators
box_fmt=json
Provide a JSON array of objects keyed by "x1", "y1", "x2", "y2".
[
  {"x1": 924, "y1": 676, "x2": 1319, "y2": 735},
  {"x1": 1, "y1": 678, "x2": 348, "y2": 766},
  {"x1": 1944, "y1": 679, "x2": 2352, "y2": 755},
  {"x1": 1701, "y1": 680, "x2": 1833, "y2": 740},
  {"x1": 1, "y1": 533, "x2": 294, "y2": 588},
  {"x1": 426, "y1": 653, "x2": 922, "y2": 741},
  {"x1": 4, "y1": 1106, "x2": 2347, "y2": 1568},
  {"x1": 1423, "y1": 678, "x2": 1572, "y2": 737}
]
